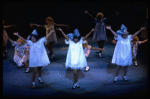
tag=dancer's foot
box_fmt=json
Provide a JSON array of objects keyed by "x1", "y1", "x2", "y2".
[
  {"x1": 123, "y1": 76, "x2": 128, "y2": 82},
  {"x1": 38, "y1": 78, "x2": 43, "y2": 84},
  {"x1": 99, "y1": 53, "x2": 103, "y2": 58},
  {"x1": 32, "y1": 82, "x2": 35, "y2": 89},
  {"x1": 72, "y1": 82, "x2": 80, "y2": 89},
  {"x1": 135, "y1": 61, "x2": 138, "y2": 66},
  {"x1": 50, "y1": 54, "x2": 55, "y2": 59},
  {"x1": 114, "y1": 77, "x2": 118, "y2": 82},
  {"x1": 25, "y1": 68, "x2": 30, "y2": 73},
  {"x1": 85, "y1": 66, "x2": 90, "y2": 72}
]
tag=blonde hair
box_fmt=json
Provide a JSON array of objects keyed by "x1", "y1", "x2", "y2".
[
  {"x1": 96, "y1": 12, "x2": 104, "y2": 20},
  {"x1": 45, "y1": 17, "x2": 54, "y2": 23},
  {"x1": 17, "y1": 38, "x2": 25, "y2": 45},
  {"x1": 132, "y1": 36, "x2": 139, "y2": 44}
]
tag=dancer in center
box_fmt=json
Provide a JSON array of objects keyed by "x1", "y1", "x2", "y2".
[{"x1": 56, "y1": 28, "x2": 96, "y2": 89}]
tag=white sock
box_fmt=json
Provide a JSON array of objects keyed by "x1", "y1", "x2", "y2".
[
  {"x1": 38, "y1": 78, "x2": 41, "y2": 80},
  {"x1": 32, "y1": 82, "x2": 35, "y2": 85},
  {"x1": 115, "y1": 77, "x2": 118, "y2": 79}
]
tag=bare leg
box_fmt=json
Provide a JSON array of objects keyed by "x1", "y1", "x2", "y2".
[
  {"x1": 25, "y1": 61, "x2": 29, "y2": 68},
  {"x1": 38, "y1": 67, "x2": 42, "y2": 78},
  {"x1": 33, "y1": 67, "x2": 37, "y2": 82},
  {"x1": 115, "y1": 65, "x2": 121, "y2": 77},
  {"x1": 124, "y1": 66, "x2": 128, "y2": 76},
  {"x1": 74, "y1": 69, "x2": 79, "y2": 84}
]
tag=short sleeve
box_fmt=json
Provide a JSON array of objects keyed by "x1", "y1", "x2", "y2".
[
  {"x1": 65, "y1": 39, "x2": 70, "y2": 44},
  {"x1": 26, "y1": 40, "x2": 33, "y2": 46},
  {"x1": 103, "y1": 18, "x2": 107, "y2": 23},
  {"x1": 87, "y1": 45, "x2": 91, "y2": 50},
  {"x1": 138, "y1": 41, "x2": 141, "y2": 45},
  {"x1": 114, "y1": 35, "x2": 122, "y2": 41},
  {"x1": 128, "y1": 35, "x2": 133, "y2": 41},
  {"x1": 80, "y1": 37, "x2": 86, "y2": 44},
  {"x1": 12, "y1": 41, "x2": 18, "y2": 46},
  {"x1": 94, "y1": 18, "x2": 98, "y2": 23},
  {"x1": 39, "y1": 37, "x2": 46, "y2": 43}
]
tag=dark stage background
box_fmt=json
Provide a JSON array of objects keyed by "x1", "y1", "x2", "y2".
[{"x1": 2, "y1": 2, "x2": 147, "y2": 40}]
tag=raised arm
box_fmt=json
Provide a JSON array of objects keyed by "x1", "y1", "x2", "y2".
[
  {"x1": 131, "y1": 27, "x2": 145, "y2": 39},
  {"x1": 106, "y1": 25, "x2": 118, "y2": 38},
  {"x1": 29, "y1": 23, "x2": 44, "y2": 28},
  {"x1": 13, "y1": 32, "x2": 27, "y2": 42},
  {"x1": 84, "y1": 10, "x2": 95, "y2": 19},
  {"x1": 4, "y1": 24, "x2": 16, "y2": 29},
  {"x1": 56, "y1": 28, "x2": 69, "y2": 41},
  {"x1": 82, "y1": 28, "x2": 97, "y2": 41},
  {"x1": 8, "y1": 37, "x2": 14, "y2": 45}
]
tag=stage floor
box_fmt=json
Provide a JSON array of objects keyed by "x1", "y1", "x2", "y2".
[{"x1": 3, "y1": 37, "x2": 148, "y2": 98}]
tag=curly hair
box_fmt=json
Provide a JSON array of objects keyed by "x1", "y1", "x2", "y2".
[
  {"x1": 17, "y1": 38, "x2": 25, "y2": 45},
  {"x1": 132, "y1": 36, "x2": 139, "y2": 44},
  {"x1": 96, "y1": 12, "x2": 104, "y2": 20},
  {"x1": 45, "y1": 17, "x2": 54, "y2": 23}
]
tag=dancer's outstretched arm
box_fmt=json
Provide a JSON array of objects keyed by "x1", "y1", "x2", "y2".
[
  {"x1": 82, "y1": 28, "x2": 97, "y2": 41},
  {"x1": 54, "y1": 23, "x2": 70, "y2": 28},
  {"x1": 56, "y1": 28, "x2": 69, "y2": 41},
  {"x1": 4, "y1": 24, "x2": 16, "y2": 29},
  {"x1": 91, "y1": 47, "x2": 105, "y2": 52},
  {"x1": 141, "y1": 39, "x2": 148, "y2": 44},
  {"x1": 131, "y1": 27, "x2": 145, "y2": 39},
  {"x1": 106, "y1": 25, "x2": 118, "y2": 38},
  {"x1": 84, "y1": 10, "x2": 95, "y2": 19},
  {"x1": 13, "y1": 32, "x2": 27, "y2": 42},
  {"x1": 29, "y1": 23, "x2": 44, "y2": 28}
]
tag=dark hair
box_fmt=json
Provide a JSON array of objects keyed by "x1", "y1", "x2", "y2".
[
  {"x1": 29, "y1": 34, "x2": 39, "y2": 41},
  {"x1": 73, "y1": 35, "x2": 81, "y2": 42}
]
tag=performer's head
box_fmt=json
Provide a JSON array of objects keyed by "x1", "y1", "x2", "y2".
[
  {"x1": 29, "y1": 34, "x2": 39, "y2": 43},
  {"x1": 73, "y1": 35, "x2": 81, "y2": 43},
  {"x1": 46, "y1": 16, "x2": 54, "y2": 25},
  {"x1": 83, "y1": 40, "x2": 88, "y2": 48},
  {"x1": 122, "y1": 30, "x2": 129, "y2": 39},
  {"x1": 17, "y1": 38, "x2": 25, "y2": 46},
  {"x1": 132, "y1": 36, "x2": 139, "y2": 44},
  {"x1": 96, "y1": 12, "x2": 104, "y2": 21}
]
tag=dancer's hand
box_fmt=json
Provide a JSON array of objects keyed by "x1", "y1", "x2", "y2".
[
  {"x1": 116, "y1": 11, "x2": 119, "y2": 15},
  {"x1": 84, "y1": 10, "x2": 88, "y2": 14},
  {"x1": 29, "y1": 23, "x2": 33, "y2": 27},
  {"x1": 106, "y1": 25, "x2": 111, "y2": 30},
  {"x1": 141, "y1": 27, "x2": 145, "y2": 30},
  {"x1": 91, "y1": 28, "x2": 97, "y2": 32},
  {"x1": 56, "y1": 28, "x2": 63, "y2": 32},
  {"x1": 112, "y1": 39, "x2": 117, "y2": 44},
  {"x1": 13, "y1": 32, "x2": 18, "y2": 36}
]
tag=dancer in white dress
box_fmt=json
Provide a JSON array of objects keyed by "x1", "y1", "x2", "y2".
[
  {"x1": 8, "y1": 37, "x2": 27, "y2": 67},
  {"x1": 106, "y1": 24, "x2": 145, "y2": 82},
  {"x1": 13, "y1": 29, "x2": 54, "y2": 88},
  {"x1": 57, "y1": 28, "x2": 96, "y2": 89}
]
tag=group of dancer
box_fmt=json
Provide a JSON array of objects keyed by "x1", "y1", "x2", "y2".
[{"x1": 3, "y1": 9, "x2": 148, "y2": 89}]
